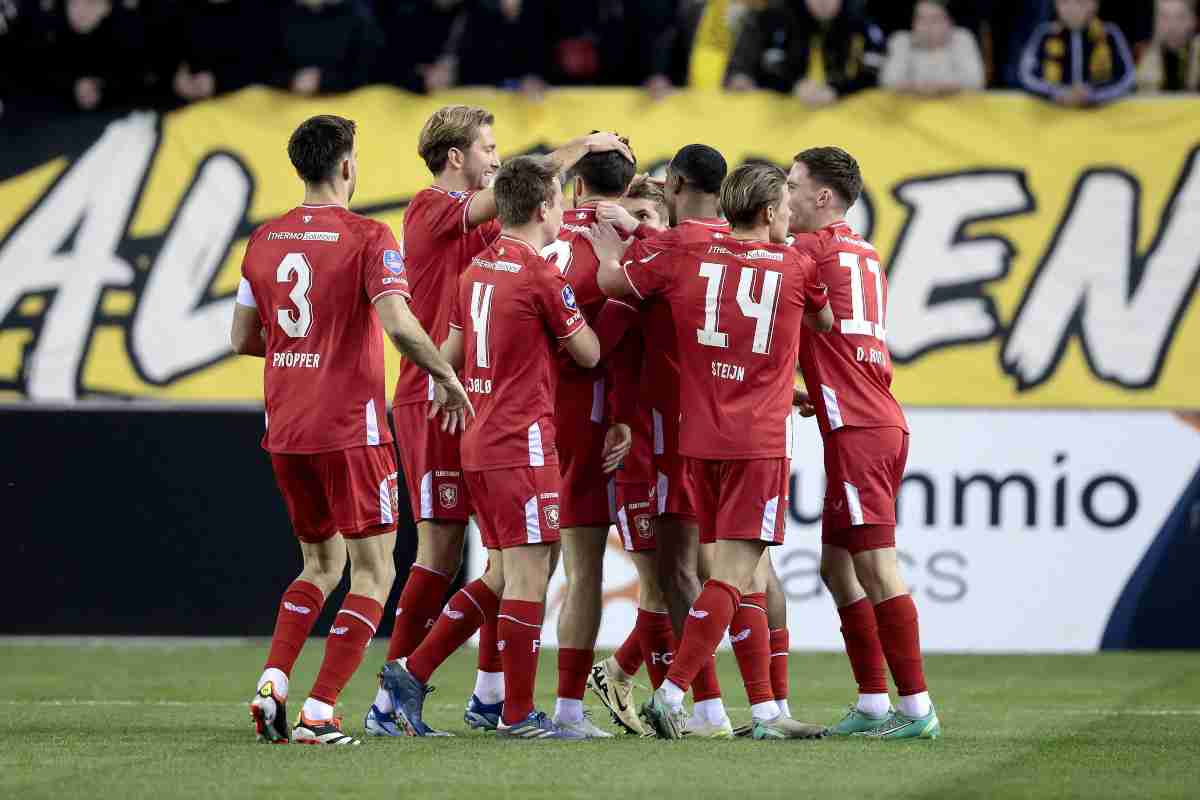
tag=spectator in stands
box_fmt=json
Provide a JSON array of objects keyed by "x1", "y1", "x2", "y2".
[
  {"x1": 372, "y1": 0, "x2": 461, "y2": 93},
  {"x1": 881, "y1": 0, "x2": 985, "y2": 94},
  {"x1": 1137, "y1": 0, "x2": 1200, "y2": 93},
  {"x1": 170, "y1": 0, "x2": 286, "y2": 104},
  {"x1": 277, "y1": 0, "x2": 381, "y2": 96},
  {"x1": 431, "y1": 1, "x2": 550, "y2": 99},
  {"x1": 725, "y1": 0, "x2": 885, "y2": 107},
  {"x1": 1019, "y1": 0, "x2": 1135, "y2": 106}
]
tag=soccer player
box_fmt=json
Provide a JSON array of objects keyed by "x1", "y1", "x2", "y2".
[
  {"x1": 545, "y1": 142, "x2": 644, "y2": 739},
  {"x1": 788, "y1": 146, "x2": 940, "y2": 739},
  {"x1": 381, "y1": 155, "x2": 601, "y2": 740},
  {"x1": 233, "y1": 115, "x2": 472, "y2": 746},
  {"x1": 589, "y1": 162, "x2": 833, "y2": 740},
  {"x1": 373, "y1": 105, "x2": 633, "y2": 735},
  {"x1": 585, "y1": 179, "x2": 672, "y2": 736},
  {"x1": 592, "y1": 145, "x2": 737, "y2": 737}
]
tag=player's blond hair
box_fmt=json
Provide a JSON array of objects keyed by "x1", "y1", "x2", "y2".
[
  {"x1": 494, "y1": 155, "x2": 560, "y2": 226},
  {"x1": 720, "y1": 162, "x2": 787, "y2": 228},
  {"x1": 624, "y1": 175, "x2": 668, "y2": 223},
  {"x1": 417, "y1": 105, "x2": 495, "y2": 176}
]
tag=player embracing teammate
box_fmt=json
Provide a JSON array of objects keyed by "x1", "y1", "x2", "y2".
[{"x1": 788, "y1": 147, "x2": 940, "y2": 739}]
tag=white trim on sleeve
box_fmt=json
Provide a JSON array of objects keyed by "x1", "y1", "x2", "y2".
[{"x1": 236, "y1": 278, "x2": 257, "y2": 308}]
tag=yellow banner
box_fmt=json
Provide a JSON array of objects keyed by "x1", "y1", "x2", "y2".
[{"x1": 1, "y1": 87, "x2": 1197, "y2": 408}]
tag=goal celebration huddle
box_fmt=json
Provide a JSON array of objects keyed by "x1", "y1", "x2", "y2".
[{"x1": 231, "y1": 104, "x2": 939, "y2": 745}]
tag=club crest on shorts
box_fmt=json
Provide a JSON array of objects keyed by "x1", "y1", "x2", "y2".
[
  {"x1": 634, "y1": 514, "x2": 652, "y2": 539},
  {"x1": 438, "y1": 483, "x2": 458, "y2": 509},
  {"x1": 544, "y1": 504, "x2": 560, "y2": 530}
]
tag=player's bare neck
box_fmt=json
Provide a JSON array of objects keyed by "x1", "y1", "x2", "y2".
[
  {"x1": 574, "y1": 195, "x2": 619, "y2": 207},
  {"x1": 729, "y1": 226, "x2": 770, "y2": 243},
  {"x1": 434, "y1": 170, "x2": 473, "y2": 194},
  {"x1": 302, "y1": 185, "x2": 348, "y2": 209},
  {"x1": 677, "y1": 194, "x2": 721, "y2": 223},
  {"x1": 500, "y1": 223, "x2": 548, "y2": 253}
]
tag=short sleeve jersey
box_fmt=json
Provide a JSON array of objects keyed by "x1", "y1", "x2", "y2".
[
  {"x1": 240, "y1": 204, "x2": 409, "y2": 454},
  {"x1": 623, "y1": 218, "x2": 730, "y2": 419},
  {"x1": 793, "y1": 221, "x2": 908, "y2": 435},
  {"x1": 622, "y1": 235, "x2": 825, "y2": 460},
  {"x1": 393, "y1": 186, "x2": 501, "y2": 406},
  {"x1": 450, "y1": 234, "x2": 588, "y2": 471}
]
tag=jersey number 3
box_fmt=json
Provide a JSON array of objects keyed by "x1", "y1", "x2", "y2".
[
  {"x1": 696, "y1": 262, "x2": 781, "y2": 355},
  {"x1": 276, "y1": 253, "x2": 313, "y2": 338}
]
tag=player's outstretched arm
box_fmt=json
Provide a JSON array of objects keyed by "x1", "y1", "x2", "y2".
[
  {"x1": 374, "y1": 294, "x2": 475, "y2": 432},
  {"x1": 466, "y1": 132, "x2": 635, "y2": 228},
  {"x1": 230, "y1": 302, "x2": 266, "y2": 358},
  {"x1": 583, "y1": 221, "x2": 636, "y2": 298}
]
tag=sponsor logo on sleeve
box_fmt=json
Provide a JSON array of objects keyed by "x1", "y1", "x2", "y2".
[
  {"x1": 383, "y1": 249, "x2": 405, "y2": 275},
  {"x1": 561, "y1": 284, "x2": 577, "y2": 311}
]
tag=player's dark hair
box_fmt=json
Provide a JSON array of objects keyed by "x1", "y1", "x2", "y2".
[
  {"x1": 793, "y1": 146, "x2": 863, "y2": 209},
  {"x1": 720, "y1": 162, "x2": 787, "y2": 228},
  {"x1": 669, "y1": 144, "x2": 727, "y2": 195},
  {"x1": 571, "y1": 133, "x2": 636, "y2": 197},
  {"x1": 288, "y1": 115, "x2": 356, "y2": 185},
  {"x1": 494, "y1": 155, "x2": 560, "y2": 226},
  {"x1": 418, "y1": 105, "x2": 495, "y2": 175}
]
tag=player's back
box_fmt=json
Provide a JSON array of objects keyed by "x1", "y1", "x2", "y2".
[
  {"x1": 394, "y1": 186, "x2": 500, "y2": 406},
  {"x1": 453, "y1": 235, "x2": 587, "y2": 471},
  {"x1": 627, "y1": 235, "x2": 820, "y2": 460},
  {"x1": 543, "y1": 206, "x2": 609, "y2": 378},
  {"x1": 794, "y1": 221, "x2": 907, "y2": 434},
  {"x1": 629, "y1": 218, "x2": 730, "y2": 415},
  {"x1": 242, "y1": 205, "x2": 406, "y2": 453}
]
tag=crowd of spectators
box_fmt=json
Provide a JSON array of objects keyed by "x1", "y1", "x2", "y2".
[{"x1": 0, "y1": 0, "x2": 1196, "y2": 118}]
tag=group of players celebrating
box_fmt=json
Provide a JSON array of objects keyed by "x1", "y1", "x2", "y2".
[{"x1": 233, "y1": 104, "x2": 940, "y2": 745}]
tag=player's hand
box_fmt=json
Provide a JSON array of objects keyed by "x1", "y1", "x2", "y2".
[
  {"x1": 793, "y1": 387, "x2": 816, "y2": 418},
  {"x1": 582, "y1": 131, "x2": 635, "y2": 164},
  {"x1": 582, "y1": 221, "x2": 632, "y2": 264},
  {"x1": 595, "y1": 201, "x2": 640, "y2": 234},
  {"x1": 429, "y1": 375, "x2": 475, "y2": 434},
  {"x1": 601, "y1": 423, "x2": 632, "y2": 473}
]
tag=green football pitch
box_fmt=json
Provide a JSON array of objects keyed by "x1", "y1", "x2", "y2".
[{"x1": 2, "y1": 641, "x2": 1198, "y2": 799}]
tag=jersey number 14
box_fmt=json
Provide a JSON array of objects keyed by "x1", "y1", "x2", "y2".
[{"x1": 696, "y1": 262, "x2": 781, "y2": 355}]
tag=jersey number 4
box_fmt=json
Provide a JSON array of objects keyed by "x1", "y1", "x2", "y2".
[
  {"x1": 469, "y1": 281, "x2": 495, "y2": 368},
  {"x1": 839, "y1": 252, "x2": 886, "y2": 341},
  {"x1": 696, "y1": 262, "x2": 781, "y2": 355},
  {"x1": 276, "y1": 253, "x2": 313, "y2": 338}
]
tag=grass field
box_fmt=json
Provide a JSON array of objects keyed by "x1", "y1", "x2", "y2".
[{"x1": 2, "y1": 641, "x2": 1198, "y2": 799}]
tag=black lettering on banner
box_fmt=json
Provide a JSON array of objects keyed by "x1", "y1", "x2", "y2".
[
  {"x1": 897, "y1": 472, "x2": 937, "y2": 526},
  {"x1": 953, "y1": 472, "x2": 1037, "y2": 527},
  {"x1": 787, "y1": 473, "x2": 823, "y2": 525},
  {"x1": 887, "y1": 169, "x2": 1035, "y2": 363},
  {"x1": 1081, "y1": 473, "x2": 1138, "y2": 529},
  {"x1": 776, "y1": 549, "x2": 823, "y2": 600},
  {"x1": 1002, "y1": 148, "x2": 1200, "y2": 392}
]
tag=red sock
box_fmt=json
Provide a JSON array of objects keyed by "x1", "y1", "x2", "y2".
[
  {"x1": 729, "y1": 592, "x2": 772, "y2": 705},
  {"x1": 613, "y1": 625, "x2": 644, "y2": 678},
  {"x1": 769, "y1": 628, "x2": 790, "y2": 703},
  {"x1": 557, "y1": 647, "x2": 593, "y2": 701},
  {"x1": 637, "y1": 609, "x2": 676, "y2": 689},
  {"x1": 498, "y1": 600, "x2": 544, "y2": 725},
  {"x1": 874, "y1": 594, "x2": 928, "y2": 696},
  {"x1": 837, "y1": 597, "x2": 888, "y2": 695},
  {"x1": 386, "y1": 566, "x2": 451, "y2": 661},
  {"x1": 477, "y1": 612, "x2": 502, "y2": 673},
  {"x1": 692, "y1": 658, "x2": 723, "y2": 701},
  {"x1": 309, "y1": 594, "x2": 383, "y2": 706},
  {"x1": 665, "y1": 580, "x2": 740, "y2": 692},
  {"x1": 406, "y1": 579, "x2": 498, "y2": 684},
  {"x1": 264, "y1": 580, "x2": 325, "y2": 676}
]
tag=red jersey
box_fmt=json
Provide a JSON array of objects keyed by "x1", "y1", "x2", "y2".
[
  {"x1": 393, "y1": 186, "x2": 501, "y2": 406},
  {"x1": 623, "y1": 219, "x2": 731, "y2": 418},
  {"x1": 240, "y1": 204, "x2": 409, "y2": 454},
  {"x1": 794, "y1": 221, "x2": 908, "y2": 434},
  {"x1": 623, "y1": 235, "x2": 826, "y2": 460},
  {"x1": 450, "y1": 234, "x2": 588, "y2": 471}
]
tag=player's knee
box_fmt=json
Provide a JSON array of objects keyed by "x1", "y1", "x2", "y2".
[
  {"x1": 302, "y1": 548, "x2": 347, "y2": 595},
  {"x1": 349, "y1": 557, "x2": 396, "y2": 600}
]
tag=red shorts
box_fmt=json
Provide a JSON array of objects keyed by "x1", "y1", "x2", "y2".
[
  {"x1": 610, "y1": 479, "x2": 657, "y2": 552},
  {"x1": 270, "y1": 445, "x2": 399, "y2": 543},
  {"x1": 556, "y1": 375, "x2": 611, "y2": 528},
  {"x1": 465, "y1": 466, "x2": 563, "y2": 550},
  {"x1": 393, "y1": 402, "x2": 471, "y2": 523},
  {"x1": 688, "y1": 457, "x2": 790, "y2": 546},
  {"x1": 651, "y1": 407, "x2": 696, "y2": 520},
  {"x1": 820, "y1": 426, "x2": 909, "y2": 553}
]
